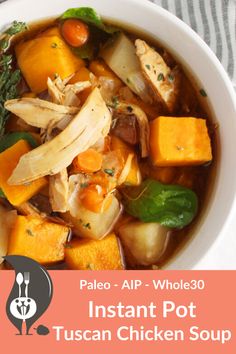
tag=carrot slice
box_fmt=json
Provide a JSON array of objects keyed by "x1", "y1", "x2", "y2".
[
  {"x1": 73, "y1": 149, "x2": 103, "y2": 173},
  {"x1": 79, "y1": 184, "x2": 113, "y2": 213},
  {"x1": 61, "y1": 19, "x2": 89, "y2": 47}
]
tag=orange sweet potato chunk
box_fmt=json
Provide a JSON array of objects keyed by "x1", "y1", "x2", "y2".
[
  {"x1": 15, "y1": 27, "x2": 84, "y2": 93},
  {"x1": 65, "y1": 233, "x2": 124, "y2": 270},
  {"x1": 150, "y1": 116, "x2": 212, "y2": 166},
  {"x1": 8, "y1": 215, "x2": 69, "y2": 265},
  {"x1": 0, "y1": 140, "x2": 47, "y2": 206}
]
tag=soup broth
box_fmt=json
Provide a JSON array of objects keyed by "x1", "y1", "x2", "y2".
[{"x1": 0, "y1": 10, "x2": 218, "y2": 270}]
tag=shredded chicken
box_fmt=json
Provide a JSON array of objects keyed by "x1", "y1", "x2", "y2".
[
  {"x1": 43, "y1": 75, "x2": 93, "y2": 213},
  {"x1": 135, "y1": 39, "x2": 181, "y2": 113},
  {"x1": 8, "y1": 88, "x2": 111, "y2": 185},
  {"x1": 47, "y1": 77, "x2": 91, "y2": 107},
  {"x1": 115, "y1": 102, "x2": 150, "y2": 158},
  {"x1": 118, "y1": 153, "x2": 134, "y2": 185},
  {"x1": 49, "y1": 169, "x2": 69, "y2": 213},
  {"x1": 4, "y1": 98, "x2": 79, "y2": 129}
]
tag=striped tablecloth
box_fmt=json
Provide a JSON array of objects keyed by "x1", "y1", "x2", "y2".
[{"x1": 150, "y1": 0, "x2": 236, "y2": 89}]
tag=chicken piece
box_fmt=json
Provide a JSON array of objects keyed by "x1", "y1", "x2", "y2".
[
  {"x1": 8, "y1": 88, "x2": 111, "y2": 185},
  {"x1": 4, "y1": 98, "x2": 79, "y2": 129},
  {"x1": 47, "y1": 75, "x2": 92, "y2": 213},
  {"x1": 49, "y1": 169, "x2": 69, "y2": 213},
  {"x1": 135, "y1": 39, "x2": 181, "y2": 113},
  {"x1": 47, "y1": 76, "x2": 91, "y2": 107}
]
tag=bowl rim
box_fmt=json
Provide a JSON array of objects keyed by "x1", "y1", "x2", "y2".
[{"x1": 1, "y1": 0, "x2": 236, "y2": 269}]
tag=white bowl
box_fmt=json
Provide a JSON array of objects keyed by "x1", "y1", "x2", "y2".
[{"x1": 1, "y1": 0, "x2": 236, "y2": 269}]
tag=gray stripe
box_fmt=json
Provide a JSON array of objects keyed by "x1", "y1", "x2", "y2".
[
  {"x1": 210, "y1": 0, "x2": 223, "y2": 61},
  {"x1": 199, "y1": 0, "x2": 211, "y2": 46},
  {"x1": 175, "y1": 0, "x2": 183, "y2": 21},
  {"x1": 161, "y1": 0, "x2": 169, "y2": 10},
  {"x1": 187, "y1": 0, "x2": 198, "y2": 32},
  {"x1": 222, "y1": 0, "x2": 234, "y2": 77}
]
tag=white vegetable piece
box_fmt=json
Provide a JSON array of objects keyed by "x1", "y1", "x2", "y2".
[
  {"x1": 119, "y1": 221, "x2": 170, "y2": 266},
  {"x1": 8, "y1": 88, "x2": 111, "y2": 185},
  {"x1": 63, "y1": 175, "x2": 122, "y2": 240},
  {"x1": 101, "y1": 33, "x2": 153, "y2": 103}
]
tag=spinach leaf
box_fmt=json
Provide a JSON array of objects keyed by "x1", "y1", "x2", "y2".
[
  {"x1": 0, "y1": 132, "x2": 38, "y2": 153},
  {"x1": 123, "y1": 179, "x2": 198, "y2": 229},
  {"x1": 61, "y1": 7, "x2": 119, "y2": 34}
]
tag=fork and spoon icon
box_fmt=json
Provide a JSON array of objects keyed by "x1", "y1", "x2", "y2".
[{"x1": 10, "y1": 272, "x2": 37, "y2": 325}]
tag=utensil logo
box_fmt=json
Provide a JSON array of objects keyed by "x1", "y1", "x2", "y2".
[{"x1": 4, "y1": 255, "x2": 53, "y2": 336}]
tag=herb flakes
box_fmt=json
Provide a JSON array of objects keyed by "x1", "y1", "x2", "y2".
[
  {"x1": 51, "y1": 42, "x2": 58, "y2": 48},
  {"x1": 26, "y1": 229, "x2": 34, "y2": 237},
  {"x1": 157, "y1": 73, "x2": 164, "y2": 81},
  {"x1": 104, "y1": 168, "x2": 115, "y2": 177},
  {"x1": 200, "y1": 88, "x2": 207, "y2": 97},
  {"x1": 111, "y1": 96, "x2": 119, "y2": 109}
]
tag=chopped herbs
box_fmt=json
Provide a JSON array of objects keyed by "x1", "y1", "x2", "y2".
[
  {"x1": 200, "y1": 88, "x2": 207, "y2": 97},
  {"x1": 51, "y1": 42, "x2": 58, "y2": 48},
  {"x1": 79, "y1": 219, "x2": 92, "y2": 229},
  {"x1": 64, "y1": 243, "x2": 73, "y2": 249},
  {"x1": 0, "y1": 189, "x2": 5, "y2": 198},
  {"x1": 87, "y1": 263, "x2": 95, "y2": 270},
  {"x1": 157, "y1": 73, "x2": 164, "y2": 81},
  {"x1": 176, "y1": 145, "x2": 184, "y2": 151},
  {"x1": 145, "y1": 64, "x2": 151, "y2": 70},
  {"x1": 168, "y1": 74, "x2": 174, "y2": 82},
  {"x1": 5, "y1": 21, "x2": 27, "y2": 36},
  {"x1": 104, "y1": 168, "x2": 115, "y2": 177},
  {"x1": 111, "y1": 96, "x2": 119, "y2": 109},
  {"x1": 126, "y1": 78, "x2": 131, "y2": 84},
  {"x1": 80, "y1": 182, "x2": 89, "y2": 188},
  {"x1": 0, "y1": 21, "x2": 27, "y2": 52},
  {"x1": 26, "y1": 229, "x2": 34, "y2": 237},
  {"x1": 84, "y1": 223, "x2": 91, "y2": 229}
]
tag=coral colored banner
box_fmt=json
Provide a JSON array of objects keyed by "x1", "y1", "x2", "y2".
[{"x1": 0, "y1": 271, "x2": 235, "y2": 354}]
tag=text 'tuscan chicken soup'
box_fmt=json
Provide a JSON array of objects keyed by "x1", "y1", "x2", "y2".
[{"x1": 0, "y1": 7, "x2": 217, "y2": 270}]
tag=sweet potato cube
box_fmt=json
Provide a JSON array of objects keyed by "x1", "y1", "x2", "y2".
[
  {"x1": 0, "y1": 140, "x2": 47, "y2": 206},
  {"x1": 15, "y1": 27, "x2": 84, "y2": 93},
  {"x1": 65, "y1": 233, "x2": 124, "y2": 270},
  {"x1": 150, "y1": 116, "x2": 212, "y2": 166},
  {"x1": 8, "y1": 215, "x2": 69, "y2": 265}
]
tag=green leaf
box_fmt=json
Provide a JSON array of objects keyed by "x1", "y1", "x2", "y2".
[
  {"x1": 0, "y1": 189, "x2": 5, "y2": 198},
  {"x1": 72, "y1": 41, "x2": 95, "y2": 60},
  {"x1": 61, "y1": 7, "x2": 119, "y2": 34},
  {"x1": 0, "y1": 132, "x2": 38, "y2": 153},
  {"x1": 123, "y1": 179, "x2": 198, "y2": 229},
  {"x1": 5, "y1": 21, "x2": 27, "y2": 36},
  {"x1": 0, "y1": 21, "x2": 27, "y2": 136}
]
